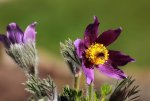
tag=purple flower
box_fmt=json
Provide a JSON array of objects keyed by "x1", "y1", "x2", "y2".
[
  {"x1": 0, "y1": 22, "x2": 38, "y2": 76},
  {"x1": 74, "y1": 16, "x2": 135, "y2": 85},
  {"x1": 0, "y1": 22, "x2": 37, "y2": 48}
]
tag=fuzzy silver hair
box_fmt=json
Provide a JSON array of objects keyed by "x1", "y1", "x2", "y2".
[
  {"x1": 6, "y1": 42, "x2": 38, "y2": 76},
  {"x1": 60, "y1": 39, "x2": 82, "y2": 77}
]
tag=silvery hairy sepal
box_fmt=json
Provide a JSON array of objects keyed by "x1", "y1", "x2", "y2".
[
  {"x1": 60, "y1": 39, "x2": 82, "y2": 77},
  {"x1": 0, "y1": 22, "x2": 38, "y2": 76},
  {"x1": 6, "y1": 42, "x2": 38, "y2": 76}
]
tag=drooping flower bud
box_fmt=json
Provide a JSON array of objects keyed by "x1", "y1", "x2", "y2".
[
  {"x1": 0, "y1": 22, "x2": 38, "y2": 76},
  {"x1": 60, "y1": 39, "x2": 82, "y2": 77}
]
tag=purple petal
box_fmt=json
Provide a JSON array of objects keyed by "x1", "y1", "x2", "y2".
[
  {"x1": 109, "y1": 50, "x2": 135, "y2": 66},
  {"x1": 0, "y1": 35, "x2": 11, "y2": 48},
  {"x1": 96, "y1": 27, "x2": 122, "y2": 46},
  {"x1": 97, "y1": 61, "x2": 127, "y2": 79},
  {"x1": 74, "y1": 39, "x2": 85, "y2": 58},
  {"x1": 82, "y1": 62, "x2": 94, "y2": 85},
  {"x1": 84, "y1": 16, "x2": 99, "y2": 46},
  {"x1": 23, "y1": 22, "x2": 37, "y2": 43},
  {"x1": 7, "y1": 23, "x2": 24, "y2": 44}
]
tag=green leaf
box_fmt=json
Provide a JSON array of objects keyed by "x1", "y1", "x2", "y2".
[
  {"x1": 24, "y1": 75, "x2": 56, "y2": 100},
  {"x1": 101, "y1": 84, "x2": 112, "y2": 97},
  {"x1": 109, "y1": 76, "x2": 140, "y2": 101},
  {"x1": 61, "y1": 86, "x2": 83, "y2": 101}
]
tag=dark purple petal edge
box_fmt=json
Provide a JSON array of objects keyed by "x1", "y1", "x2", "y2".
[
  {"x1": 7, "y1": 23, "x2": 24, "y2": 44},
  {"x1": 109, "y1": 50, "x2": 135, "y2": 66},
  {"x1": 97, "y1": 27, "x2": 122, "y2": 46},
  {"x1": 0, "y1": 35, "x2": 11, "y2": 48},
  {"x1": 84, "y1": 16, "x2": 100, "y2": 46}
]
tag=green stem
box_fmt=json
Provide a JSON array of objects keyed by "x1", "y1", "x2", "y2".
[
  {"x1": 101, "y1": 97, "x2": 105, "y2": 101},
  {"x1": 74, "y1": 75, "x2": 80, "y2": 91},
  {"x1": 38, "y1": 96, "x2": 49, "y2": 101},
  {"x1": 88, "y1": 82, "x2": 93, "y2": 101},
  {"x1": 74, "y1": 75, "x2": 81, "y2": 101}
]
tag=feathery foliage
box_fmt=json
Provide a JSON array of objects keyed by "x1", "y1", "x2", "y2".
[
  {"x1": 109, "y1": 76, "x2": 140, "y2": 101},
  {"x1": 25, "y1": 75, "x2": 56, "y2": 101}
]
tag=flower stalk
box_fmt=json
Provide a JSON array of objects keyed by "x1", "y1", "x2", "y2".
[
  {"x1": 101, "y1": 97, "x2": 105, "y2": 101},
  {"x1": 88, "y1": 82, "x2": 93, "y2": 101},
  {"x1": 74, "y1": 74, "x2": 81, "y2": 91}
]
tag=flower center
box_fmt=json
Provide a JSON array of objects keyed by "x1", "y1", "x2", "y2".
[{"x1": 85, "y1": 43, "x2": 109, "y2": 65}]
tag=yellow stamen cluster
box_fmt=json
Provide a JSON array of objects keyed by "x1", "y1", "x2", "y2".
[{"x1": 85, "y1": 43, "x2": 109, "y2": 65}]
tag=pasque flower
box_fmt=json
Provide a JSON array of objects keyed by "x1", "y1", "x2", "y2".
[
  {"x1": 74, "y1": 16, "x2": 135, "y2": 84},
  {"x1": 0, "y1": 22, "x2": 36, "y2": 48},
  {"x1": 0, "y1": 22, "x2": 38, "y2": 76}
]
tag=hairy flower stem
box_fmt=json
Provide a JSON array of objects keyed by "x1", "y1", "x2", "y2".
[
  {"x1": 39, "y1": 97, "x2": 49, "y2": 101},
  {"x1": 25, "y1": 65, "x2": 38, "y2": 78},
  {"x1": 101, "y1": 97, "x2": 105, "y2": 101},
  {"x1": 74, "y1": 75, "x2": 81, "y2": 91},
  {"x1": 88, "y1": 82, "x2": 93, "y2": 101},
  {"x1": 33, "y1": 65, "x2": 38, "y2": 77}
]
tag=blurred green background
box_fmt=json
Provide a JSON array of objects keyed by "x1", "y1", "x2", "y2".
[{"x1": 0, "y1": 0, "x2": 149, "y2": 67}]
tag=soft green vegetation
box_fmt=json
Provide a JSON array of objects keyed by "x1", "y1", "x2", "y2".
[
  {"x1": 0, "y1": 0, "x2": 149, "y2": 66},
  {"x1": 58, "y1": 77, "x2": 140, "y2": 101}
]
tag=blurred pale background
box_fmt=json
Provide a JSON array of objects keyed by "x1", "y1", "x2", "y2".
[{"x1": 0, "y1": 0, "x2": 149, "y2": 101}]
